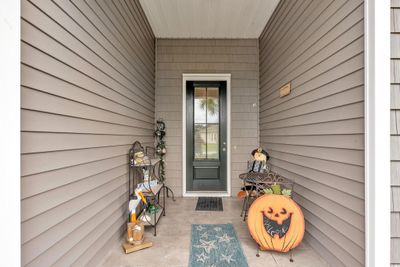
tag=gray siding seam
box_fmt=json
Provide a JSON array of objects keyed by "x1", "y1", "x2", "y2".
[
  {"x1": 21, "y1": 108, "x2": 154, "y2": 131},
  {"x1": 260, "y1": 100, "x2": 364, "y2": 124}
]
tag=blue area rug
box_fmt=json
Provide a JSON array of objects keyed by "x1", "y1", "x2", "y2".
[{"x1": 189, "y1": 224, "x2": 249, "y2": 267}]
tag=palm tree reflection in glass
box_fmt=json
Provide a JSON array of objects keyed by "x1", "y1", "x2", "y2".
[{"x1": 194, "y1": 87, "x2": 219, "y2": 160}]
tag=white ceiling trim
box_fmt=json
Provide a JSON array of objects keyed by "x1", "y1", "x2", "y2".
[{"x1": 139, "y1": 0, "x2": 280, "y2": 38}]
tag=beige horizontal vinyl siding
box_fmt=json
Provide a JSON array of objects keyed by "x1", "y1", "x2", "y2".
[
  {"x1": 259, "y1": 0, "x2": 364, "y2": 266},
  {"x1": 392, "y1": 1, "x2": 400, "y2": 266},
  {"x1": 21, "y1": 0, "x2": 155, "y2": 266},
  {"x1": 155, "y1": 39, "x2": 259, "y2": 196}
]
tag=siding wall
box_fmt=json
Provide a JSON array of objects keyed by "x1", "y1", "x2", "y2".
[
  {"x1": 259, "y1": 0, "x2": 365, "y2": 266},
  {"x1": 392, "y1": 0, "x2": 400, "y2": 265},
  {"x1": 155, "y1": 39, "x2": 259, "y2": 196},
  {"x1": 20, "y1": 0, "x2": 154, "y2": 266}
]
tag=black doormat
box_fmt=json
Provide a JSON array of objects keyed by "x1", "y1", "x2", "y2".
[{"x1": 195, "y1": 197, "x2": 223, "y2": 211}]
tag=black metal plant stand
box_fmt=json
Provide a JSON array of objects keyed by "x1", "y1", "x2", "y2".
[{"x1": 128, "y1": 141, "x2": 166, "y2": 236}]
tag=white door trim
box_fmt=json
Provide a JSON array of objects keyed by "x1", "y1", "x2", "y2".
[
  {"x1": 182, "y1": 73, "x2": 231, "y2": 197},
  {"x1": 364, "y1": 0, "x2": 391, "y2": 266}
]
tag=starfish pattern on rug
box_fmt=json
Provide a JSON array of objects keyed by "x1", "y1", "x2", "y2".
[
  {"x1": 189, "y1": 224, "x2": 249, "y2": 267},
  {"x1": 200, "y1": 231, "x2": 210, "y2": 239},
  {"x1": 220, "y1": 253, "x2": 236, "y2": 264},
  {"x1": 194, "y1": 239, "x2": 217, "y2": 254},
  {"x1": 195, "y1": 252, "x2": 209, "y2": 263},
  {"x1": 196, "y1": 225, "x2": 206, "y2": 231},
  {"x1": 216, "y1": 233, "x2": 234, "y2": 243}
]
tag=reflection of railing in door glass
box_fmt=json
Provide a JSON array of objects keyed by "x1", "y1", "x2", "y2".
[{"x1": 194, "y1": 87, "x2": 219, "y2": 160}]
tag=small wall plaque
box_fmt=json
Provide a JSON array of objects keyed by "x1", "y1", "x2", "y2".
[{"x1": 279, "y1": 82, "x2": 291, "y2": 97}]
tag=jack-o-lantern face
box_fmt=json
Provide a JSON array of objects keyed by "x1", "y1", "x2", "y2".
[{"x1": 247, "y1": 194, "x2": 304, "y2": 252}]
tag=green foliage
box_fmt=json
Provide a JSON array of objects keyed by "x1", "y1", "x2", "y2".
[
  {"x1": 263, "y1": 188, "x2": 273, "y2": 194},
  {"x1": 282, "y1": 189, "x2": 292, "y2": 197},
  {"x1": 200, "y1": 98, "x2": 218, "y2": 115},
  {"x1": 271, "y1": 184, "x2": 282, "y2": 195},
  {"x1": 263, "y1": 187, "x2": 292, "y2": 198}
]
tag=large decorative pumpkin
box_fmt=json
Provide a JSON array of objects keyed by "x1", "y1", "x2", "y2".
[{"x1": 247, "y1": 194, "x2": 304, "y2": 252}]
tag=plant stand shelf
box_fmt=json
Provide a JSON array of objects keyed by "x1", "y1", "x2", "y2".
[
  {"x1": 140, "y1": 186, "x2": 166, "y2": 236},
  {"x1": 128, "y1": 141, "x2": 167, "y2": 237}
]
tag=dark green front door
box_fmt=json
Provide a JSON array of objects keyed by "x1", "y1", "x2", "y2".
[{"x1": 186, "y1": 81, "x2": 227, "y2": 192}]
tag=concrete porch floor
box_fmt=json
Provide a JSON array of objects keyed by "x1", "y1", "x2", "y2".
[{"x1": 102, "y1": 197, "x2": 328, "y2": 267}]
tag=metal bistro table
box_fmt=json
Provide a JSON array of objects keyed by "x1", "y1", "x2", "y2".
[{"x1": 239, "y1": 171, "x2": 294, "y2": 221}]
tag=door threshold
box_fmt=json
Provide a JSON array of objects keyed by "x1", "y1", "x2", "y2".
[{"x1": 183, "y1": 191, "x2": 230, "y2": 197}]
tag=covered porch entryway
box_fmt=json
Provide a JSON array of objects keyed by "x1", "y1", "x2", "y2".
[{"x1": 19, "y1": 0, "x2": 375, "y2": 266}]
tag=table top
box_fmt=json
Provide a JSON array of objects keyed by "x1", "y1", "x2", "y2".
[
  {"x1": 131, "y1": 158, "x2": 161, "y2": 167},
  {"x1": 239, "y1": 171, "x2": 293, "y2": 185}
]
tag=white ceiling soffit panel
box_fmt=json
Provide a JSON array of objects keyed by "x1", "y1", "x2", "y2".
[{"x1": 139, "y1": 0, "x2": 280, "y2": 38}]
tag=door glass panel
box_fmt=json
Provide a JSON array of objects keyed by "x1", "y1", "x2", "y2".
[
  {"x1": 193, "y1": 86, "x2": 220, "y2": 160},
  {"x1": 194, "y1": 88, "x2": 206, "y2": 123},
  {"x1": 206, "y1": 88, "x2": 219, "y2": 123},
  {"x1": 194, "y1": 124, "x2": 207, "y2": 159},
  {"x1": 207, "y1": 124, "x2": 219, "y2": 159}
]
